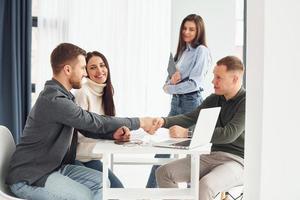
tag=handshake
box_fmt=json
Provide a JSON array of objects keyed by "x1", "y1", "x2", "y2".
[
  {"x1": 139, "y1": 117, "x2": 164, "y2": 134},
  {"x1": 113, "y1": 117, "x2": 188, "y2": 140},
  {"x1": 112, "y1": 117, "x2": 164, "y2": 140}
]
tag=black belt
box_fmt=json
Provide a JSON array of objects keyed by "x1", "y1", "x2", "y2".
[{"x1": 173, "y1": 90, "x2": 199, "y2": 97}]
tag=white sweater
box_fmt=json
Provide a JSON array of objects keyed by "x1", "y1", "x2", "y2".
[{"x1": 74, "y1": 78, "x2": 106, "y2": 162}]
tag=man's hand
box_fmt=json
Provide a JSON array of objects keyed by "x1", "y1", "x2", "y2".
[
  {"x1": 113, "y1": 126, "x2": 130, "y2": 140},
  {"x1": 152, "y1": 117, "x2": 164, "y2": 129},
  {"x1": 140, "y1": 117, "x2": 164, "y2": 135},
  {"x1": 170, "y1": 71, "x2": 181, "y2": 85},
  {"x1": 169, "y1": 125, "x2": 188, "y2": 138}
]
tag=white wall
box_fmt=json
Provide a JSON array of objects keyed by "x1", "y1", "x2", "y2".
[
  {"x1": 245, "y1": 0, "x2": 300, "y2": 199},
  {"x1": 171, "y1": 0, "x2": 236, "y2": 97},
  {"x1": 171, "y1": 0, "x2": 236, "y2": 63}
]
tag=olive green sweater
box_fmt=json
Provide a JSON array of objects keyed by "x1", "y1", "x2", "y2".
[{"x1": 163, "y1": 88, "x2": 245, "y2": 158}]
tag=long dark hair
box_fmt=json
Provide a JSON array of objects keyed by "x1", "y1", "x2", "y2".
[
  {"x1": 86, "y1": 51, "x2": 116, "y2": 116},
  {"x1": 174, "y1": 14, "x2": 207, "y2": 61}
]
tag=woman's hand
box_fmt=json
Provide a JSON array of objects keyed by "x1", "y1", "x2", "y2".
[{"x1": 170, "y1": 71, "x2": 181, "y2": 85}]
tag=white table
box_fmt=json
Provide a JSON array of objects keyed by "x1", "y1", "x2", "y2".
[{"x1": 93, "y1": 129, "x2": 210, "y2": 200}]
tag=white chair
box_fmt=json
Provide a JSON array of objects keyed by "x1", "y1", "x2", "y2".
[{"x1": 0, "y1": 125, "x2": 24, "y2": 200}]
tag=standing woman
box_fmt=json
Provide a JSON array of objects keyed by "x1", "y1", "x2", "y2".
[
  {"x1": 146, "y1": 14, "x2": 211, "y2": 188},
  {"x1": 74, "y1": 51, "x2": 124, "y2": 188},
  {"x1": 164, "y1": 14, "x2": 211, "y2": 116}
]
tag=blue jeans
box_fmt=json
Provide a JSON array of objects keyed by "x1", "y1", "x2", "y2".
[
  {"x1": 75, "y1": 160, "x2": 124, "y2": 188},
  {"x1": 169, "y1": 91, "x2": 203, "y2": 116},
  {"x1": 146, "y1": 91, "x2": 203, "y2": 188},
  {"x1": 10, "y1": 164, "x2": 103, "y2": 200}
]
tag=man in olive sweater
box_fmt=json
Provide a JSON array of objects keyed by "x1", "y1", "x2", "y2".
[
  {"x1": 6, "y1": 43, "x2": 154, "y2": 200},
  {"x1": 155, "y1": 56, "x2": 245, "y2": 200}
]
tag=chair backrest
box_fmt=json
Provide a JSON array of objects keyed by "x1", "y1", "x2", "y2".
[{"x1": 0, "y1": 125, "x2": 23, "y2": 199}]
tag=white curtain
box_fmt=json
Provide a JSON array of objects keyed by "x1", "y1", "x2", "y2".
[{"x1": 35, "y1": 0, "x2": 172, "y2": 117}]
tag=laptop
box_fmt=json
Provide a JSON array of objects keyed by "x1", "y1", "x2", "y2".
[{"x1": 153, "y1": 107, "x2": 221, "y2": 149}]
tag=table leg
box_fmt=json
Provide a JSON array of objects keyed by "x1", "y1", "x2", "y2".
[
  {"x1": 102, "y1": 153, "x2": 110, "y2": 200},
  {"x1": 190, "y1": 154, "x2": 200, "y2": 200}
]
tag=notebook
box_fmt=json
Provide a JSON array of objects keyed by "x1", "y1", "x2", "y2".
[
  {"x1": 153, "y1": 107, "x2": 221, "y2": 149},
  {"x1": 167, "y1": 52, "x2": 177, "y2": 76}
]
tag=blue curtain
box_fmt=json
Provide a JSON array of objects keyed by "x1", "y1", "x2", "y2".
[{"x1": 0, "y1": 0, "x2": 32, "y2": 143}]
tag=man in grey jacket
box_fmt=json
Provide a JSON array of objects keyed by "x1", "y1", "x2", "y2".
[
  {"x1": 6, "y1": 43, "x2": 154, "y2": 200},
  {"x1": 154, "y1": 56, "x2": 245, "y2": 200}
]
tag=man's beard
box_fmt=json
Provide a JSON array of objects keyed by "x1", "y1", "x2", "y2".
[{"x1": 69, "y1": 78, "x2": 82, "y2": 89}]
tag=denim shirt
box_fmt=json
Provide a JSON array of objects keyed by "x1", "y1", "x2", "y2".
[{"x1": 165, "y1": 44, "x2": 211, "y2": 94}]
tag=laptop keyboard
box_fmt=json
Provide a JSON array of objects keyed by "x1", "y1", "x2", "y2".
[
  {"x1": 171, "y1": 140, "x2": 191, "y2": 147},
  {"x1": 162, "y1": 140, "x2": 179, "y2": 144}
]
